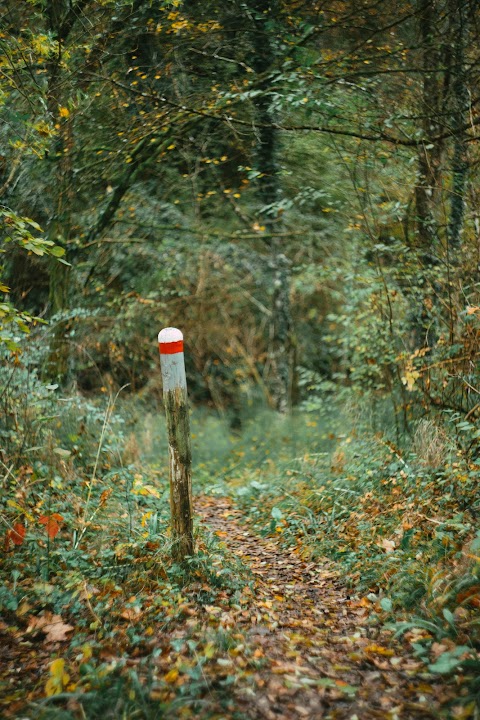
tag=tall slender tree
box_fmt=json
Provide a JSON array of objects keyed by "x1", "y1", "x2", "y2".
[{"x1": 249, "y1": 0, "x2": 292, "y2": 412}]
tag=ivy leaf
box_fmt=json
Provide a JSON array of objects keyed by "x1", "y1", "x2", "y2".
[
  {"x1": 428, "y1": 647, "x2": 471, "y2": 674},
  {"x1": 380, "y1": 597, "x2": 393, "y2": 612},
  {"x1": 271, "y1": 506, "x2": 284, "y2": 521}
]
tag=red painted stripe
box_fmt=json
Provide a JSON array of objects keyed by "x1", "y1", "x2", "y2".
[{"x1": 159, "y1": 340, "x2": 184, "y2": 355}]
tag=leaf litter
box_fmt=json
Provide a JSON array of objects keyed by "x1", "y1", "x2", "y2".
[
  {"x1": 195, "y1": 495, "x2": 454, "y2": 719},
  {"x1": 0, "y1": 493, "x2": 469, "y2": 719}
]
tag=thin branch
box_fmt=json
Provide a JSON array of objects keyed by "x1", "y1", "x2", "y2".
[{"x1": 81, "y1": 71, "x2": 480, "y2": 148}]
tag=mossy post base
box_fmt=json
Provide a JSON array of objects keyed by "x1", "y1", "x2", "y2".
[{"x1": 158, "y1": 328, "x2": 194, "y2": 561}]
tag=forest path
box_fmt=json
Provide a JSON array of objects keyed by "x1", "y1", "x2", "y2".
[{"x1": 196, "y1": 494, "x2": 444, "y2": 720}]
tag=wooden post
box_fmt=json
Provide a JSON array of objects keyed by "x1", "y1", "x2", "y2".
[{"x1": 158, "y1": 327, "x2": 194, "y2": 561}]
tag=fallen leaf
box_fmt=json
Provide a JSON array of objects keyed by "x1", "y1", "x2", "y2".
[
  {"x1": 365, "y1": 644, "x2": 395, "y2": 657},
  {"x1": 431, "y1": 642, "x2": 449, "y2": 658},
  {"x1": 164, "y1": 668, "x2": 179, "y2": 683},
  {"x1": 380, "y1": 538, "x2": 395, "y2": 553},
  {"x1": 5, "y1": 523, "x2": 26, "y2": 548},
  {"x1": 45, "y1": 658, "x2": 70, "y2": 696},
  {"x1": 27, "y1": 613, "x2": 74, "y2": 642},
  {"x1": 120, "y1": 607, "x2": 142, "y2": 621},
  {"x1": 204, "y1": 605, "x2": 222, "y2": 615}
]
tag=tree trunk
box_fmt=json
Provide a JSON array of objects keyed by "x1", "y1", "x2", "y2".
[
  {"x1": 415, "y1": 0, "x2": 444, "y2": 253},
  {"x1": 411, "y1": 0, "x2": 445, "y2": 348},
  {"x1": 251, "y1": 0, "x2": 292, "y2": 412},
  {"x1": 44, "y1": 0, "x2": 75, "y2": 382},
  {"x1": 447, "y1": 0, "x2": 470, "y2": 253}
]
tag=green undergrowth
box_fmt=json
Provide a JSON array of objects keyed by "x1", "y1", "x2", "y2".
[
  {"x1": 2, "y1": 358, "x2": 479, "y2": 715},
  {"x1": 144, "y1": 386, "x2": 480, "y2": 711},
  {"x1": 0, "y1": 362, "x2": 255, "y2": 718},
  {"x1": 218, "y1": 421, "x2": 480, "y2": 711},
  {"x1": 140, "y1": 398, "x2": 338, "y2": 479}
]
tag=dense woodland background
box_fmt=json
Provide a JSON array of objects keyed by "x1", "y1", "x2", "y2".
[{"x1": 1, "y1": 0, "x2": 480, "y2": 717}]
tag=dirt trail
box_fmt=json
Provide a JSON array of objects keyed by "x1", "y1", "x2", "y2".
[{"x1": 196, "y1": 495, "x2": 446, "y2": 720}]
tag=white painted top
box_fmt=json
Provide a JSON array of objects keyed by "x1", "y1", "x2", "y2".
[
  {"x1": 158, "y1": 327, "x2": 186, "y2": 392},
  {"x1": 158, "y1": 327, "x2": 183, "y2": 344}
]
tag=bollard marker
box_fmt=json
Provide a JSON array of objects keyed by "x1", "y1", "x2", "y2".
[
  {"x1": 158, "y1": 328, "x2": 187, "y2": 393},
  {"x1": 158, "y1": 327, "x2": 194, "y2": 561},
  {"x1": 159, "y1": 326, "x2": 184, "y2": 355}
]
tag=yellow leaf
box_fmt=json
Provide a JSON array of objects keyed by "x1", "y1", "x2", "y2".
[
  {"x1": 7, "y1": 499, "x2": 34, "y2": 522},
  {"x1": 81, "y1": 644, "x2": 93, "y2": 661},
  {"x1": 45, "y1": 658, "x2": 70, "y2": 696},
  {"x1": 164, "y1": 668, "x2": 179, "y2": 683},
  {"x1": 365, "y1": 644, "x2": 394, "y2": 657},
  {"x1": 401, "y1": 370, "x2": 420, "y2": 391},
  {"x1": 50, "y1": 658, "x2": 66, "y2": 675},
  {"x1": 132, "y1": 479, "x2": 160, "y2": 498},
  {"x1": 45, "y1": 678, "x2": 57, "y2": 697},
  {"x1": 204, "y1": 642, "x2": 215, "y2": 659}
]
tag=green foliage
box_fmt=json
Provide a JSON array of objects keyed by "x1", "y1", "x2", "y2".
[
  {"x1": 1, "y1": 210, "x2": 66, "y2": 259},
  {"x1": 0, "y1": 359, "x2": 253, "y2": 715},
  {"x1": 219, "y1": 396, "x2": 480, "y2": 706},
  {"x1": 0, "y1": 208, "x2": 68, "y2": 349}
]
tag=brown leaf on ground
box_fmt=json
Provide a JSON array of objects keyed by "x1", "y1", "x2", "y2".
[
  {"x1": 120, "y1": 607, "x2": 143, "y2": 621},
  {"x1": 26, "y1": 613, "x2": 74, "y2": 643}
]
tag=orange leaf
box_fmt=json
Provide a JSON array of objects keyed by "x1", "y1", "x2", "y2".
[
  {"x1": 456, "y1": 586, "x2": 480, "y2": 607},
  {"x1": 120, "y1": 607, "x2": 142, "y2": 621},
  {"x1": 38, "y1": 514, "x2": 63, "y2": 539},
  {"x1": 9, "y1": 523, "x2": 26, "y2": 546},
  {"x1": 164, "y1": 668, "x2": 179, "y2": 684}
]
